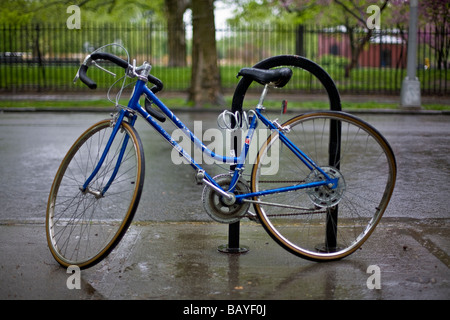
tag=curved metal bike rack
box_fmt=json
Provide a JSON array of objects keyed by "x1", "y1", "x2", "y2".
[{"x1": 219, "y1": 55, "x2": 342, "y2": 254}]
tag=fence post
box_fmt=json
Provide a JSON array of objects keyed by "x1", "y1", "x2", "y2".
[{"x1": 295, "y1": 24, "x2": 305, "y2": 57}]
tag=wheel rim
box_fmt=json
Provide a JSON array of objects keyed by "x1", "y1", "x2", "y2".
[
  {"x1": 46, "y1": 120, "x2": 143, "y2": 268},
  {"x1": 252, "y1": 112, "x2": 396, "y2": 260}
]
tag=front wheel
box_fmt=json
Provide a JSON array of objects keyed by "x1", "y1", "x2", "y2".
[
  {"x1": 251, "y1": 111, "x2": 396, "y2": 261},
  {"x1": 46, "y1": 119, "x2": 145, "y2": 269}
]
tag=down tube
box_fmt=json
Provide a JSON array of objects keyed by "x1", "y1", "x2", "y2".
[
  {"x1": 136, "y1": 89, "x2": 225, "y2": 188},
  {"x1": 143, "y1": 86, "x2": 241, "y2": 165}
]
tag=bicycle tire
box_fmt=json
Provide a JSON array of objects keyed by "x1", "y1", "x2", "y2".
[
  {"x1": 46, "y1": 119, "x2": 145, "y2": 269},
  {"x1": 251, "y1": 111, "x2": 396, "y2": 261}
]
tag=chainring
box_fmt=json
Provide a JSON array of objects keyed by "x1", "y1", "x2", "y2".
[{"x1": 202, "y1": 174, "x2": 251, "y2": 224}]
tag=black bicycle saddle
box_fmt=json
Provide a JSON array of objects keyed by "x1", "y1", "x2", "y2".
[{"x1": 237, "y1": 67, "x2": 293, "y2": 88}]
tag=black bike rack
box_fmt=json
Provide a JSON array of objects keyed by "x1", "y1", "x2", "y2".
[
  {"x1": 218, "y1": 128, "x2": 249, "y2": 254},
  {"x1": 219, "y1": 55, "x2": 342, "y2": 254},
  {"x1": 218, "y1": 222, "x2": 248, "y2": 254}
]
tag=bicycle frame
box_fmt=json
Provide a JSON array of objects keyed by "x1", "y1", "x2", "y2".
[{"x1": 83, "y1": 77, "x2": 338, "y2": 202}]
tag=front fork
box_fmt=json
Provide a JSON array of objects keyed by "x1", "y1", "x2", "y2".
[{"x1": 80, "y1": 109, "x2": 137, "y2": 197}]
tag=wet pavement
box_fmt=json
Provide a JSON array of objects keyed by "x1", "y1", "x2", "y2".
[
  {"x1": 1, "y1": 219, "x2": 449, "y2": 301},
  {"x1": 0, "y1": 110, "x2": 449, "y2": 301}
]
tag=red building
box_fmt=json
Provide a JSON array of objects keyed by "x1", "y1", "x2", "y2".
[{"x1": 318, "y1": 27, "x2": 407, "y2": 68}]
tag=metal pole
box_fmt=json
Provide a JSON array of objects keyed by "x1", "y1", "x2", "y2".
[
  {"x1": 324, "y1": 119, "x2": 341, "y2": 252},
  {"x1": 400, "y1": 0, "x2": 421, "y2": 109},
  {"x1": 217, "y1": 221, "x2": 248, "y2": 254},
  {"x1": 218, "y1": 131, "x2": 249, "y2": 254}
]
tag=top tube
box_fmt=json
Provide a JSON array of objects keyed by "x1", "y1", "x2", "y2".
[{"x1": 129, "y1": 80, "x2": 256, "y2": 166}]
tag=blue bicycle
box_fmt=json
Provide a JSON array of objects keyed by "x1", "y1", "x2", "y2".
[{"x1": 46, "y1": 45, "x2": 396, "y2": 269}]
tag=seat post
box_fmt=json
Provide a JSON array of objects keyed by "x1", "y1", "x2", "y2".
[{"x1": 257, "y1": 84, "x2": 270, "y2": 110}]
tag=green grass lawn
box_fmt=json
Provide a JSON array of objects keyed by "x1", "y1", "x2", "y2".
[
  {"x1": 1, "y1": 64, "x2": 448, "y2": 111},
  {"x1": 0, "y1": 95, "x2": 448, "y2": 111},
  {"x1": 1, "y1": 64, "x2": 448, "y2": 95}
]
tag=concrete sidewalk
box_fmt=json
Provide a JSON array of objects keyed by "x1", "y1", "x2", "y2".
[{"x1": 1, "y1": 218, "x2": 449, "y2": 300}]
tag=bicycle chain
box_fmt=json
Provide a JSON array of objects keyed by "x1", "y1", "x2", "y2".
[
  {"x1": 265, "y1": 210, "x2": 327, "y2": 217},
  {"x1": 258, "y1": 180, "x2": 306, "y2": 184}
]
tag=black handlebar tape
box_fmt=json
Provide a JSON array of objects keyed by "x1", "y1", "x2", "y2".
[
  {"x1": 78, "y1": 64, "x2": 97, "y2": 89},
  {"x1": 148, "y1": 74, "x2": 164, "y2": 93},
  {"x1": 78, "y1": 52, "x2": 165, "y2": 92}
]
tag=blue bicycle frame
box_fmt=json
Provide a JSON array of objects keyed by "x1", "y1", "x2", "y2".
[{"x1": 83, "y1": 77, "x2": 338, "y2": 202}]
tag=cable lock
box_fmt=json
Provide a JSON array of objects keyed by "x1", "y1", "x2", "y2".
[{"x1": 217, "y1": 110, "x2": 257, "y2": 131}]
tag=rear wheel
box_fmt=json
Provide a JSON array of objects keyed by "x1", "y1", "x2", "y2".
[{"x1": 251, "y1": 111, "x2": 396, "y2": 261}]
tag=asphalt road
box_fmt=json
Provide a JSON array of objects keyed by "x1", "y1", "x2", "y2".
[
  {"x1": 0, "y1": 110, "x2": 449, "y2": 301},
  {"x1": 0, "y1": 110, "x2": 449, "y2": 222}
]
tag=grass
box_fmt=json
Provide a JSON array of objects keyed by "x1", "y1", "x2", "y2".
[
  {"x1": 1, "y1": 64, "x2": 448, "y2": 94},
  {"x1": 0, "y1": 99, "x2": 115, "y2": 109},
  {"x1": 0, "y1": 95, "x2": 448, "y2": 111},
  {"x1": 1, "y1": 64, "x2": 447, "y2": 111}
]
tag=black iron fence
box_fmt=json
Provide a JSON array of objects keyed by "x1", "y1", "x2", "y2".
[{"x1": 0, "y1": 22, "x2": 448, "y2": 95}]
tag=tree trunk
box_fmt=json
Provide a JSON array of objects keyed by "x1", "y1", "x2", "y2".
[
  {"x1": 164, "y1": 0, "x2": 188, "y2": 67},
  {"x1": 344, "y1": 27, "x2": 372, "y2": 78},
  {"x1": 188, "y1": 0, "x2": 224, "y2": 108}
]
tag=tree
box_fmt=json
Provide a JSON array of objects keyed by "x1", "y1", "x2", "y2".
[
  {"x1": 164, "y1": 0, "x2": 190, "y2": 67},
  {"x1": 0, "y1": 0, "x2": 163, "y2": 24},
  {"x1": 188, "y1": 0, "x2": 224, "y2": 107},
  {"x1": 279, "y1": 0, "x2": 389, "y2": 77},
  {"x1": 388, "y1": 0, "x2": 449, "y2": 72},
  {"x1": 333, "y1": 0, "x2": 389, "y2": 77},
  {"x1": 420, "y1": 0, "x2": 449, "y2": 72}
]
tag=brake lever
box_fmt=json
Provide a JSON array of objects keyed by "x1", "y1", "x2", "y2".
[
  {"x1": 91, "y1": 60, "x2": 116, "y2": 77},
  {"x1": 73, "y1": 54, "x2": 116, "y2": 83}
]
